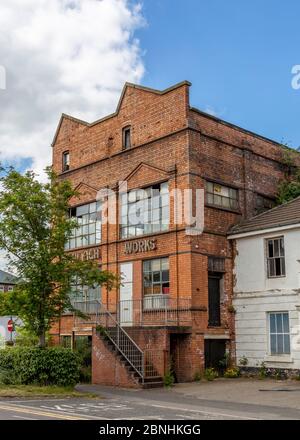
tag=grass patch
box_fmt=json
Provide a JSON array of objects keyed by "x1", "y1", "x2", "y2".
[{"x1": 0, "y1": 384, "x2": 98, "y2": 399}]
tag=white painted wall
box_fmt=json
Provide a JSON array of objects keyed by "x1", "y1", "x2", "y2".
[{"x1": 233, "y1": 226, "x2": 300, "y2": 370}]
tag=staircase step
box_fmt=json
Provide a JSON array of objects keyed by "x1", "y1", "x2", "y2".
[
  {"x1": 142, "y1": 381, "x2": 164, "y2": 389},
  {"x1": 97, "y1": 329, "x2": 162, "y2": 389}
]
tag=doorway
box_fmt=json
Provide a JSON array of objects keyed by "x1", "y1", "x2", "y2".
[
  {"x1": 208, "y1": 274, "x2": 222, "y2": 327},
  {"x1": 204, "y1": 339, "x2": 226, "y2": 371},
  {"x1": 119, "y1": 263, "x2": 133, "y2": 326}
]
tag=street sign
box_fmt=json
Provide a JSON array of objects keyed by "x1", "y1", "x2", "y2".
[{"x1": 7, "y1": 319, "x2": 14, "y2": 333}]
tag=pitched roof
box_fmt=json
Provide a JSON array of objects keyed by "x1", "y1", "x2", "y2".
[
  {"x1": 0, "y1": 269, "x2": 18, "y2": 285},
  {"x1": 229, "y1": 196, "x2": 300, "y2": 236}
]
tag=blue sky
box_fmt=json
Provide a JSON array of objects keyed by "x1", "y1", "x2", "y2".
[
  {"x1": 1, "y1": 0, "x2": 299, "y2": 178},
  {"x1": 137, "y1": 0, "x2": 300, "y2": 148}
]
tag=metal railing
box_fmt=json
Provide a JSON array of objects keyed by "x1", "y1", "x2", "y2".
[
  {"x1": 71, "y1": 296, "x2": 192, "y2": 382},
  {"x1": 72, "y1": 300, "x2": 144, "y2": 380},
  {"x1": 118, "y1": 296, "x2": 192, "y2": 327}
]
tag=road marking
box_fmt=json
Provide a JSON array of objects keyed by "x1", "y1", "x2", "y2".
[
  {"x1": 0, "y1": 404, "x2": 88, "y2": 420},
  {"x1": 13, "y1": 415, "x2": 37, "y2": 420},
  {"x1": 142, "y1": 403, "x2": 260, "y2": 420}
]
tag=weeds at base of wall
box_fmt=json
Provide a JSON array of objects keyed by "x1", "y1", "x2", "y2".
[
  {"x1": 239, "y1": 366, "x2": 300, "y2": 381},
  {"x1": 203, "y1": 368, "x2": 218, "y2": 381},
  {"x1": 163, "y1": 369, "x2": 175, "y2": 388}
]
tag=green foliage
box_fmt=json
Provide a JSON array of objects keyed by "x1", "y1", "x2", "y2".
[
  {"x1": 277, "y1": 148, "x2": 300, "y2": 204},
  {"x1": 204, "y1": 367, "x2": 218, "y2": 381},
  {"x1": 74, "y1": 336, "x2": 92, "y2": 383},
  {"x1": 0, "y1": 347, "x2": 81, "y2": 386},
  {"x1": 239, "y1": 355, "x2": 249, "y2": 367},
  {"x1": 258, "y1": 362, "x2": 267, "y2": 379},
  {"x1": 224, "y1": 367, "x2": 240, "y2": 378},
  {"x1": 0, "y1": 167, "x2": 119, "y2": 346},
  {"x1": 14, "y1": 327, "x2": 39, "y2": 347},
  {"x1": 219, "y1": 352, "x2": 230, "y2": 370},
  {"x1": 193, "y1": 371, "x2": 201, "y2": 382},
  {"x1": 163, "y1": 369, "x2": 175, "y2": 388}
]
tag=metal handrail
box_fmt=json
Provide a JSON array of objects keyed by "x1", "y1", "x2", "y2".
[
  {"x1": 72, "y1": 300, "x2": 144, "y2": 380},
  {"x1": 101, "y1": 307, "x2": 145, "y2": 379}
]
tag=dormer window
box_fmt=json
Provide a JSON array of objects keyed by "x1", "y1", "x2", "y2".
[
  {"x1": 122, "y1": 126, "x2": 131, "y2": 150},
  {"x1": 62, "y1": 151, "x2": 70, "y2": 172}
]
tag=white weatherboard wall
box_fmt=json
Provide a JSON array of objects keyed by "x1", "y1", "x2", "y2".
[{"x1": 233, "y1": 226, "x2": 300, "y2": 370}]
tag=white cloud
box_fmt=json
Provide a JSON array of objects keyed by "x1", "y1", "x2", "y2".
[{"x1": 0, "y1": 0, "x2": 145, "y2": 178}]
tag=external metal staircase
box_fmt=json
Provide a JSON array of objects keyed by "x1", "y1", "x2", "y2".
[{"x1": 73, "y1": 300, "x2": 164, "y2": 388}]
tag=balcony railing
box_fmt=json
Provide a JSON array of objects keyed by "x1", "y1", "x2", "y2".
[{"x1": 72, "y1": 296, "x2": 192, "y2": 327}]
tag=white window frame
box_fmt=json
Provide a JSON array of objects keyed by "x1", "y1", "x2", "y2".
[
  {"x1": 266, "y1": 236, "x2": 286, "y2": 278},
  {"x1": 268, "y1": 312, "x2": 290, "y2": 356}
]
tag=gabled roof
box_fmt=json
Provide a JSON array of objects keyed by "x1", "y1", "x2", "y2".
[
  {"x1": 51, "y1": 81, "x2": 191, "y2": 147},
  {"x1": 229, "y1": 196, "x2": 300, "y2": 236},
  {"x1": 0, "y1": 269, "x2": 18, "y2": 285}
]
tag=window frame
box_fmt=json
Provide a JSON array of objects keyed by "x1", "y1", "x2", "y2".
[
  {"x1": 122, "y1": 126, "x2": 131, "y2": 150},
  {"x1": 266, "y1": 236, "x2": 286, "y2": 278},
  {"x1": 268, "y1": 312, "x2": 290, "y2": 356},
  {"x1": 62, "y1": 151, "x2": 70, "y2": 172},
  {"x1": 66, "y1": 201, "x2": 101, "y2": 250},
  {"x1": 120, "y1": 182, "x2": 169, "y2": 239},
  {"x1": 205, "y1": 181, "x2": 239, "y2": 211},
  {"x1": 143, "y1": 257, "x2": 170, "y2": 297}
]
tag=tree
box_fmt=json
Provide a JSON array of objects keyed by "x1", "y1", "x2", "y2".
[
  {"x1": 0, "y1": 167, "x2": 118, "y2": 347},
  {"x1": 277, "y1": 147, "x2": 300, "y2": 204}
]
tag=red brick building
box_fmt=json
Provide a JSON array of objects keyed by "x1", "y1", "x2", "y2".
[{"x1": 50, "y1": 81, "x2": 297, "y2": 387}]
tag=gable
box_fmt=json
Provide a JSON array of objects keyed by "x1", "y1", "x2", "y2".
[
  {"x1": 120, "y1": 163, "x2": 172, "y2": 191},
  {"x1": 69, "y1": 182, "x2": 99, "y2": 206}
]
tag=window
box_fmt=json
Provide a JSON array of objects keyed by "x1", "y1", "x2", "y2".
[
  {"x1": 206, "y1": 181, "x2": 238, "y2": 210},
  {"x1": 8, "y1": 286, "x2": 13, "y2": 292},
  {"x1": 122, "y1": 126, "x2": 131, "y2": 149},
  {"x1": 0, "y1": 285, "x2": 4, "y2": 292},
  {"x1": 69, "y1": 279, "x2": 101, "y2": 310},
  {"x1": 256, "y1": 195, "x2": 275, "y2": 215},
  {"x1": 266, "y1": 237, "x2": 286, "y2": 278},
  {"x1": 120, "y1": 182, "x2": 169, "y2": 238},
  {"x1": 143, "y1": 258, "x2": 169, "y2": 309},
  {"x1": 66, "y1": 202, "x2": 101, "y2": 250},
  {"x1": 62, "y1": 151, "x2": 70, "y2": 172},
  {"x1": 60, "y1": 335, "x2": 72, "y2": 348},
  {"x1": 269, "y1": 312, "x2": 290, "y2": 355}
]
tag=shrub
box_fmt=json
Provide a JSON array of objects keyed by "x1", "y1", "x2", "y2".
[
  {"x1": 224, "y1": 367, "x2": 240, "y2": 378},
  {"x1": 193, "y1": 371, "x2": 201, "y2": 382},
  {"x1": 239, "y1": 355, "x2": 248, "y2": 367},
  {"x1": 204, "y1": 368, "x2": 218, "y2": 381},
  {"x1": 163, "y1": 369, "x2": 175, "y2": 388},
  {"x1": 0, "y1": 347, "x2": 81, "y2": 386}
]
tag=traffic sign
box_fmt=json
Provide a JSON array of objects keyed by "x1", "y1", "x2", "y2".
[{"x1": 7, "y1": 319, "x2": 14, "y2": 333}]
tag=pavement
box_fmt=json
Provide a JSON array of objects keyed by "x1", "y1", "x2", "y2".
[{"x1": 0, "y1": 378, "x2": 299, "y2": 420}]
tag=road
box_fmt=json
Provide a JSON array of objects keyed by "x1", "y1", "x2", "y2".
[{"x1": 0, "y1": 380, "x2": 300, "y2": 420}]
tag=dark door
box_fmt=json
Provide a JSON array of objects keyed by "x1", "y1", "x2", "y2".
[
  {"x1": 208, "y1": 275, "x2": 221, "y2": 326},
  {"x1": 205, "y1": 340, "x2": 226, "y2": 370}
]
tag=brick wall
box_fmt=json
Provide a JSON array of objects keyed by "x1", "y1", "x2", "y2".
[
  {"x1": 50, "y1": 80, "x2": 297, "y2": 383},
  {"x1": 92, "y1": 329, "x2": 140, "y2": 388}
]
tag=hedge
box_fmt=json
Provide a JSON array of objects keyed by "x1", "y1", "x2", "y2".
[{"x1": 0, "y1": 347, "x2": 81, "y2": 386}]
